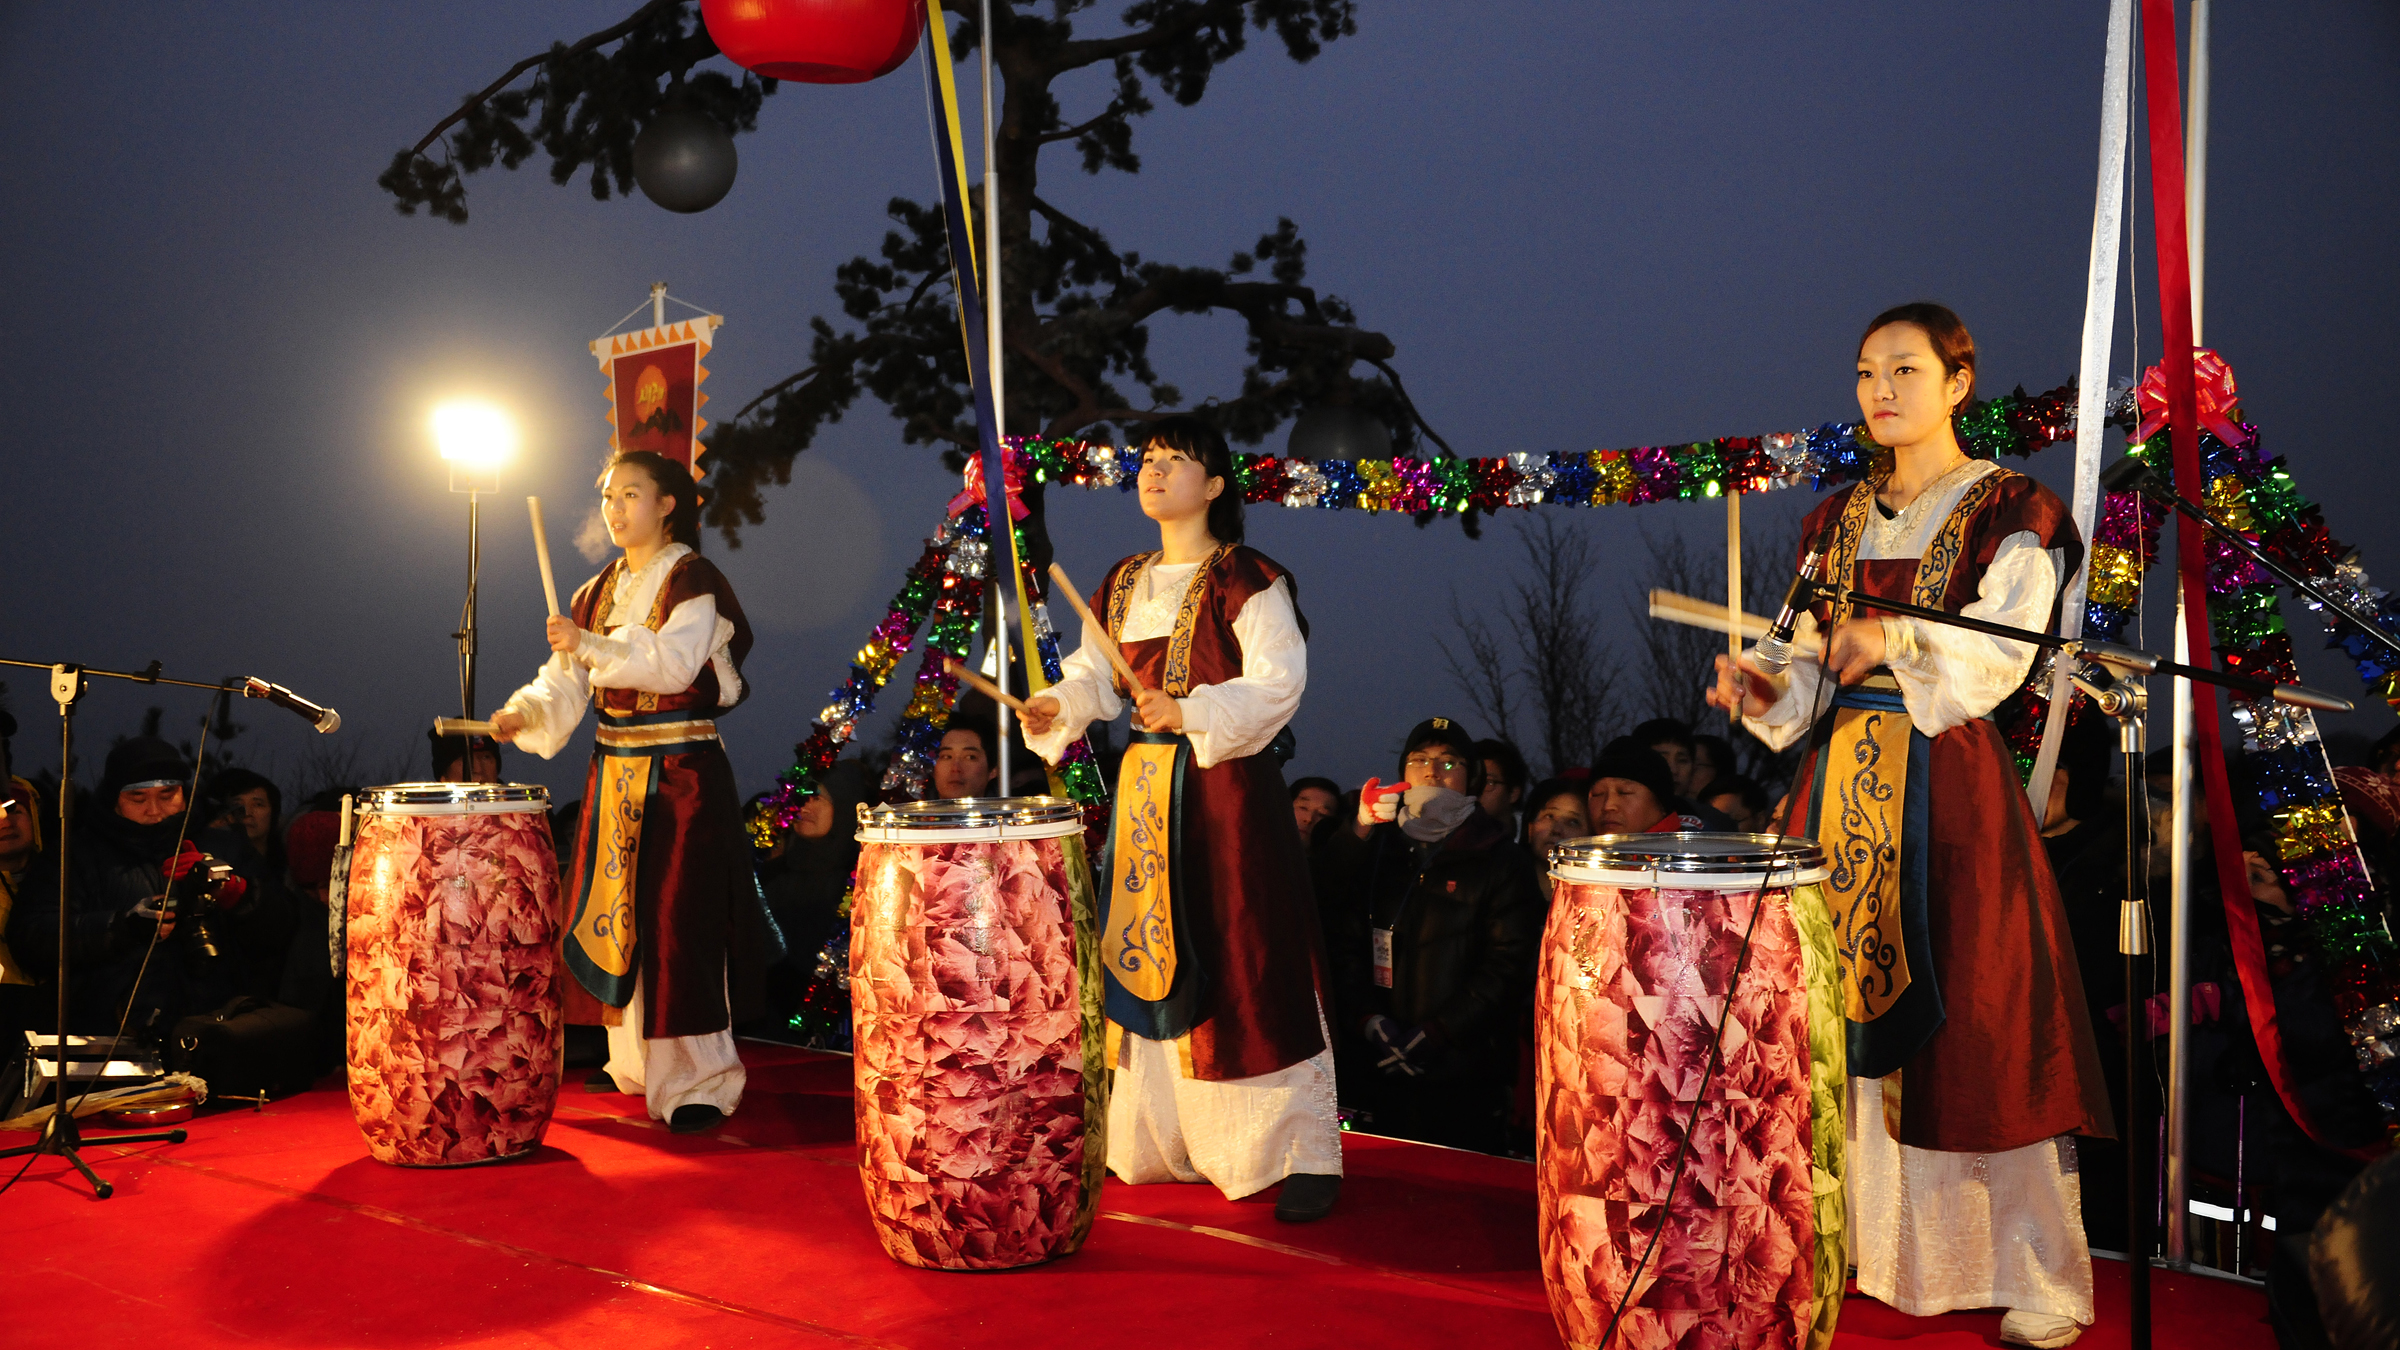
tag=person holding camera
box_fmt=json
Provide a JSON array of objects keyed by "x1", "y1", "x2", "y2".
[{"x1": 13, "y1": 737, "x2": 262, "y2": 1039}]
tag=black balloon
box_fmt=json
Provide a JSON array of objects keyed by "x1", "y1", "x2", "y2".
[
  {"x1": 1286, "y1": 403, "x2": 1392, "y2": 462},
  {"x1": 633, "y1": 108, "x2": 738, "y2": 214},
  {"x1": 2311, "y1": 1150, "x2": 2400, "y2": 1350}
]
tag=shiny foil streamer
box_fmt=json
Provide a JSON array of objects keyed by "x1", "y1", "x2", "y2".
[
  {"x1": 1627, "y1": 447, "x2": 1677, "y2": 504},
  {"x1": 1280, "y1": 458, "x2": 1328, "y2": 509},
  {"x1": 1357, "y1": 459, "x2": 1402, "y2": 511},
  {"x1": 2277, "y1": 802, "x2": 2356, "y2": 866},
  {"x1": 1239, "y1": 454, "x2": 1288, "y2": 504},
  {"x1": 2206, "y1": 536, "x2": 2275, "y2": 595},
  {"x1": 2085, "y1": 544, "x2": 2144, "y2": 609},
  {"x1": 1548, "y1": 452, "x2": 1597, "y2": 505},
  {"x1": 2203, "y1": 473, "x2": 2257, "y2": 532},
  {"x1": 1674, "y1": 441, "x2": 1725, "y2": 499},
  {"x1": 1318, "y1": 458, "x2": 1367, "y2": 509},
  {"x1": 2231, "y1": 701, "x2": 2319, "y2": 753}
]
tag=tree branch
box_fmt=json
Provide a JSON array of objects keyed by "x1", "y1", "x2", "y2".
[
  {"x1": 1034, "y1": 100, "x2": 1134, "y2": 146},
  {"x1": 406, "y1": 0, "x2": 684, "y2": 158},
  {"x1": 1046, "y1": 0, "x2": 1252, "y2": 74}
]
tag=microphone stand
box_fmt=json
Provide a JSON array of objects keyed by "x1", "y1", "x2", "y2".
[
  {"x1": 2103, "y1": 456, "x2": 2400, "y2": 661},
  {"x1": 1788, "y1": 580, "x2": 2354, "y2": 1350},
  {"x1": 0, "y1": 656, "x2": 231, "y2": 1198}
]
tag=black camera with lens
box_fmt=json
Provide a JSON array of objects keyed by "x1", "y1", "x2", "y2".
[{"x1": 159, "y1": 854, "x2": 237, "y2": 959}]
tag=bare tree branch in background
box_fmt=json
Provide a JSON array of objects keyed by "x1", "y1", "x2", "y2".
[
  {"x1": 1441, "y1": 594, "x2": 1517, "y2": 749},
  {"x1": 1440, "y1": 515, "x2": 1622, "y2": 779}
]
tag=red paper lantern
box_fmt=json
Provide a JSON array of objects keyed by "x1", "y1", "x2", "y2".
[{"x1": 702, "y1": 0, "x2": 927, "y2": 85}]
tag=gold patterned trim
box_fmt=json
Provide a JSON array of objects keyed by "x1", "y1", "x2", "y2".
[
  {"x1": 1911, "y1": 470, "x2": 2008, "y2": 609},
  {"x1": 1103, "y1": 555, "x2": 1150, "y2": 696},
  {"x1": 1100, "y1": 545, "x2": 1232, "y2": 698},
  {"x1": 594, "y1": 719, "x2": 720, "y2": 749},
  {"x1": 1822, "y1": 465, "x2": 2018, "y2": 625},
  {"x1": 1824, "y1": 482, "x2": 1880, "y2": 627},
  {"x1": 1161, "y1": 544, "x2": 1231, "y2": 698}
]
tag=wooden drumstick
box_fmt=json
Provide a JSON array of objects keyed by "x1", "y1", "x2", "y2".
[
  {"x1": 1046, "y1": 562, "x2": 1148, "y2": 695},
  {"x1": 528, "y1": 496, "x2": 562, "y2": 618},
  {"x1": 433, "y1": 717, "x2": 497, "y2": 736},
  {"x1": 943, "y1": 658, "x2": 1027, "y2": 713},
  {"x1": 1646, "y1": 589, "x2": 1824, "y2": 661}
]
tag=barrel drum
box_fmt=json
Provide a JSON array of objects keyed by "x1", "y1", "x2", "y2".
[
  {"x1": 850, "y1": 797, "x2": 1107, "y2": 1270},
  {"x1": 346, "y1": 783, "x2": 563, "y2": 1167},
  {"x1": 1537, "y1": 832, "x2": 1846, "y2": 1350}
]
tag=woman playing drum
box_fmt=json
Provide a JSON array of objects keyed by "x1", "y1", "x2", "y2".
[
  {"x1": 493, "y1": 449, "x2": 765, "y2": 1135},
  {"x1": 1018, "y1": 416, "x2": 1341, "y2": 1223},
  {"x1": 1708, "y1": 304, "x2": 2111, "y2": 1348}
]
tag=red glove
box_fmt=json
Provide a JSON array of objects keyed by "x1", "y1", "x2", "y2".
[
  {"x1": 163, "y1": 842, "x2": 206, "y2": 879},
  {"x1": 1357, "y1": 777, "x2": 1409, "y2": 827}
]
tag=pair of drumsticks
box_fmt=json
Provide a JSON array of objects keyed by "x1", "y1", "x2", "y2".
[{"x1": 944, "y1": 563, "x2": 1156, "y2": 722}]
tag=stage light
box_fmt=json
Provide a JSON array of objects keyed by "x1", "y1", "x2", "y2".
[
  {"x1": 433, "y1": 401, "x2": 517, "y2": 468},
  {"x1": 430, "y1": 399, "x2": 515, "y2": 718}
]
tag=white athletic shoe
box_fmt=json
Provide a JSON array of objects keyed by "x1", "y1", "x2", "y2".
[{"x1": 1999, "y1": 1310, "x2": 2083, "y2": 1347}]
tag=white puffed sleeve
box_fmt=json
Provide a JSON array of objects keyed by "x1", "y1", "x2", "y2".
[
  {"x1": 1882, "y1": 531, "x2": 2065, "y2": 735},
  {"x1": 1740, "y1": 610, "x2": 1831, "y2": 753},
  {"x1": 498, "y1": 653, "x2": 591, "y2": 760},
  {"x1": 1023, "y1": 622, "x2": 1127, "y2": 766},
  {"x1": 573, "y1": 594, "x2": 721, "y2": 696},
  {"x1": 1175, "y1": 577, "x2": 1306, "y2": 769}
]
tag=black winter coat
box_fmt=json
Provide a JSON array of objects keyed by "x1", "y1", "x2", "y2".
[
  {"x1": 1324, "y1": 809, "x2": 1545, "y2": 1081},
  {"x1": 16, "y1": 807, "x2": 273, "y2": 1036}
]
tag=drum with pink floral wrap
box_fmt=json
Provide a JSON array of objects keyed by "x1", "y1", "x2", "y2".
[
  {"x1": 345, "y1": 783, "x2": 563, "y2": 1168},
  {"x1": 1537, "y1": 832, "x2": 1848, "y2": 1350},
  {"x1": 850, "y1": 797, "x2": 1107, "y2": 1271}
]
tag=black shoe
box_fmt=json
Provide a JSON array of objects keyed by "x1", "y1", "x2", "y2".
[
  {"x1": 668, "y1": 1104, "x2": 724, "y2": 1134},
  {"x1": 1274, "y1": 1172, "x2": 1340, "y2": 1223},
  {"x1": 583, "y1": 1066, "x2": 622, "y2": 1093}
]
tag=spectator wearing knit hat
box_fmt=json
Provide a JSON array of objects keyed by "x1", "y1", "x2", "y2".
[{"x1": 1585, "y1": 740, "x2": 1707, "y2": 836}]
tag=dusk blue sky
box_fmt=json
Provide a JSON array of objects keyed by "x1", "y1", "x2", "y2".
[{"x1": 4, "y1": 2, "x2": 2395, "y2": 804}]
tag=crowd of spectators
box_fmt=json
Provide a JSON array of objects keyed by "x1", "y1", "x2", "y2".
[
  {"x1": 0, "y1": 718, "x2": 521, "y2": 1110},
  {"x1": 4, "y1": 677, "x2": 2394, "y2": 1209}
]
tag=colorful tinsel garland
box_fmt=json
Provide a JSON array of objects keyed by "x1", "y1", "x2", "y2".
[
  {"x1": 2070, "y1": 392, "x2": 2400, "y2": 1126},
  {"x1": 1006, "y1": 384, "x2": 2094, "y2": 513},
  {"x1": 748, "y1": 503, "x2": 1109, "y2": 842}
]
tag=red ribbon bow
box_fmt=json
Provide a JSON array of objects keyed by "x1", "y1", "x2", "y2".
[
  {"x1": 2133, "y1": 347, "x2": 2246, "y2": 446},
  {"x1": 948, "y1": 450, "x2": 1029, "y2": 523}
]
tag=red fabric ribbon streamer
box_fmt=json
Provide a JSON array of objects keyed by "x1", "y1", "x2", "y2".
[
  {"x1": 947, "y1": 449, "x2": 1029, "y2": 523},
  {"x1": 2140, "y1": 0, "x2": 2380, "y2": 1159},
  {"x1": 2133, "y1": 347, "x2": 2246, "y2": 445}
]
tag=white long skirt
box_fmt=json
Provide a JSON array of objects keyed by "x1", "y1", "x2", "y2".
[
  {"x1": 1846, "y1": 1076, "x2": 2095, "y2": 1324},
  {"x1": 1106, "y1": 1026, "x2": 1343, "y2": 1201},
  {"x1": 601, "y1": 974, "x2": 747, "y2": 1123}
]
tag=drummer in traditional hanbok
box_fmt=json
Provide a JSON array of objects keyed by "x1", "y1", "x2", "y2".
[
  {"x1": 494, "y1": 450, "x2": 767, "y2": 1135},
  {"x1": 1020, "y1": 417, "x2": 1342, "y2": 1223},
  {"x1": 1711, "y1": 305, "x2": 2112, "y2": 1350}
]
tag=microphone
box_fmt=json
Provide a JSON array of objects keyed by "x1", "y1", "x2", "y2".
[
  {"x1": 1752, "y1": 551, "x2": 1826, "y2": 673},
  {"x1": 241, "y1": 677, "x2": 341, "y2": 734},
  {"x1": 2099, "y1": 453, "x2": 2163, "y2": 497}
]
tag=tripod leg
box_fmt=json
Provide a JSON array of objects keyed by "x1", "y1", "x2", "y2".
[{"x1": 63, "y1": 1146, "x2": 113, "y2": 1200}]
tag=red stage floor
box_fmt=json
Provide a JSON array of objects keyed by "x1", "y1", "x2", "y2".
[{"x1": 9, "y1": 1043, "x2": 2271, "y2": 1349}]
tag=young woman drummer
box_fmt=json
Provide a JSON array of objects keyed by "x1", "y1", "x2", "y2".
[
  {"x1": 1708, "y1": 304, "x2": 2109, "y2": 1348},
  {"x1": 492, "y1": 449, "x2": 767, "y2": 1134},
  {"x1": 1018, "y1": 416, "x2": 1341, "y2": 1223}
]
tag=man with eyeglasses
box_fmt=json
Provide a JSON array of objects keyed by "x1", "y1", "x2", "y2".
[{"x1": 1324, "y1": 717, "x2": 1543, "y2": 1153}]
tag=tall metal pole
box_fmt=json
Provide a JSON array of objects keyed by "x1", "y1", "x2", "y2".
[
  {"x1": 2163, "y1": 0, "x2": 2209, "y2": 1272},
  {"x1": 463, "y1": 492, "x2": 481, "y2": 720},
  {"x1": 979, "y1": 0, "x2": 1012, "y2": 797}
]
